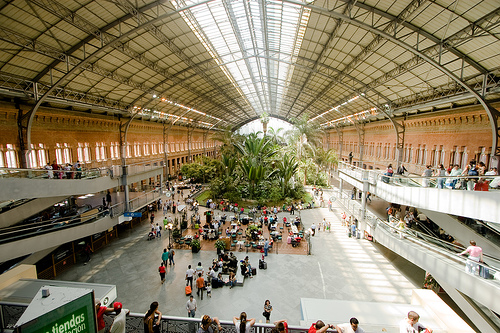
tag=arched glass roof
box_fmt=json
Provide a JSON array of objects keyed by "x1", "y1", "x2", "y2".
[{"x1": 0, "y1": 0, "x2": 499, "y2": 131}]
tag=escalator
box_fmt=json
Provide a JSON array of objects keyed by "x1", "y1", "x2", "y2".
[{"x1": 0, "y1": 196, "x2": 68, "y2": 228}]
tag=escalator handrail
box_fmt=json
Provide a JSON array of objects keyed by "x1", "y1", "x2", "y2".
[{"x1": 377, "y1": 218, "x2": 500, "y2": 272}]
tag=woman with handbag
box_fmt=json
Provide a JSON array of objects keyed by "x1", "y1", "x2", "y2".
[{"x1": 263, "y1": 300, "x2": 273, "y2": 323}]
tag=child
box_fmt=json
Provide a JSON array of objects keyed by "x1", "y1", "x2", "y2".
[{"x1": 206, "y1": 282, "x2": 212, "y2": 298}]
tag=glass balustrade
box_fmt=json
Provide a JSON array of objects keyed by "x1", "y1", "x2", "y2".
[
  {"x1": 0, "y1": 159, "x2": 164, "y2": 180},
  {"x1": 0, "y1": 189, "x2": 159, "y2": 245},
  {"x1": 338, "y1": 161, "x2": 500, "y2": 191}
]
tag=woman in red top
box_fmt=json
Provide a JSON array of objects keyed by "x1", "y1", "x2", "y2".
[{"x1": 158, "y1": 262, "x2": 166, "y2": 284}]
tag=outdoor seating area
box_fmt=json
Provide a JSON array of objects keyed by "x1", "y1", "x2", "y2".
[{"x1": 170, "y1": 210, "x2": 308, "y2": 255}]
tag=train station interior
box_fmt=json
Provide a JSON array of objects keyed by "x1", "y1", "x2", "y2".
[{"x1": 0, "y1": 1, "x2": 499, "y2": 332}]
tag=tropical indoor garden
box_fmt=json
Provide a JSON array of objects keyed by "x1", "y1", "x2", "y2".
[{"x1": 180, "y1": 115, "x2": 338, "y2": 207}]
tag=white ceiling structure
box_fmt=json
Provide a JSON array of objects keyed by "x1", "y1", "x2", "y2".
[{"x1": 0, "y1": 0, "x2": 499, "y2": 135}]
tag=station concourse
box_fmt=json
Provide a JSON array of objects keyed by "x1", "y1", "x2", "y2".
[{"x1": 0, "y1": 1, "x2": 500, "y2": 332}]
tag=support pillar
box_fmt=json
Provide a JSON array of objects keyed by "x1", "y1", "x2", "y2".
[
  {"x1": 360, "y1": 170, "x2": 369, "y2": 237},
  {"x1": 119, "y1": 120, "x2": 131, "y2": 211}
]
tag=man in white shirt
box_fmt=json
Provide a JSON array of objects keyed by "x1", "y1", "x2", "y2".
[
  {"x1": 400, "y1": 311, "x2": 432, "y2": 333},
  {"x1": 109, "y1": 302, "x2": 130, "y2": 333},
  {"x1": 186, "y1": 265, "x2": 195, "y2": 288},
  {"x1": 335, "y1": 317, "x2": 365, "y2": 333},
  {"x1": 186, "y1": 295, "x2": 197, "y2": 317}
]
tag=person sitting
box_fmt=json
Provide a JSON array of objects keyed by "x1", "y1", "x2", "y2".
[
  {"x1": 240, "y1": 262, "x2": 249, "y2": 277},
  {"x1": 228, "y1": 271, "x2": 236, "y2": 289}
]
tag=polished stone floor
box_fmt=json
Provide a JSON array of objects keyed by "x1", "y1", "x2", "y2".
[{"x1": 56, "y1": 188, "x2": 420, "y2": 326}]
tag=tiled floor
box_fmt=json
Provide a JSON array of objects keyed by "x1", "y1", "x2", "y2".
[{"x1": 55, "y1": 188, "x2": 420, "y2": 326}]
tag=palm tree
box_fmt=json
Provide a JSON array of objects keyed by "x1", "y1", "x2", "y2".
[
  {"x1": 313, "y1": 147, "x2": 338, "y2": 185},
  {"x1": 274, "y1": 153, "x2": 298, "y2": 196},
  {"x1": 234, "y1": 135, "x2": 277, "y2": 198},
  {"x1": 266, "y1": 126, "x2": 284, "y2": 146},
  {"x1": 285, "y1": 115, "x2": 324, "y2": 184}
]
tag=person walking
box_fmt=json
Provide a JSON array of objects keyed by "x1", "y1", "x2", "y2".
[
  {"x1": 83, "y1": 243, "x2": 93, "y2": 265},
  {"x1": 186, "y1": 295, "x2": 197, "y2": 317},
  {"x1": 158, "y1": 262, "x2": 166, "y2": 284},
  {"x1": 264, "y1": 239, "x2": 269, "y2": 257},
  {"x1": 161, "y1": 249, "x2": 169, "y2": 266},
  {"x1": 168, "y1": 248, "x2": 175, "y2": 266},
  {"x1": 196, "y1": 273, "x2": 205, "y2": 300},
  {"x1": 186, "y1": 265, "x2": 195, "y2": 288},
  {"x1": 263, "y1": 299, "x2": 273, "y2": 323}
]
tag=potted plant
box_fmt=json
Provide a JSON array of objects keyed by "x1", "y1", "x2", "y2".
[
  {"x1": 172, "y1": 228, "x2": 181, "y2": 239},
  {"x1": 214, "y1": 239, "x2": 225, "y2": 255},
  {"x1": 191, "y1": 239, "x2": 201, "y2": 253}
]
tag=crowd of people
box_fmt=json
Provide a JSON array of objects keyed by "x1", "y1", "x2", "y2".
[
  {"x1": 44, "y1": 160, "x2": 83, "y2": 179},
  {"x1": 95, "y1": 295, "x2": 433, "y2": 333},
  {"x1": 382, "y1": 160, "x2": 498, "y2": 190}
]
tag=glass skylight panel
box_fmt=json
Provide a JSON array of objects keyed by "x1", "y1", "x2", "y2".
[{"x1": 173, "y1": 0, "x2": 311, "y2": 116}]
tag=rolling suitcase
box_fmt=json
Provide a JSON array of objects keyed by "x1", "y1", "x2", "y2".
[
  {"x1": 252, "y1": 267, "x2": 257, "y2": 276},
  {"x1": 185, "y1": 285, "x2": 192, "y2": 295}
]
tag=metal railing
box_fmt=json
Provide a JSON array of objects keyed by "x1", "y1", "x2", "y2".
[
  {"x1": 0, "y1": 189, "x2": 160, "y2": 245},
  {"x1": 338, "y1": 161, "x2": 500, "y2": 191},
  {"x1": 0, "y1": 159, "x2": 164, "y2": 180},
  {"x1": 0, "y1": 167, "x2": 104, "y2": 179},
  {"x1": 0, "y1": 306, "x2": 338, "y2": 333},
  {"x1": 330, "y1": 187, "x2": 500, "y2": 281}
]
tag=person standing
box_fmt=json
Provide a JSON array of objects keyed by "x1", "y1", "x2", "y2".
[
  {"x1": 335, "y1": 317, "x2": 364, "y2": 333},
  {"x1": 168, "y1": 248, "x2": 175, "y2": 266},
  {"x1": 350, "y1": 223, "x2": 357, "y2": 239},
  {"x1": 196, "y1": 273, "x2": 205, "y2": 300},
  {"x1": 106, "y1": 190, "x2": 112, "y2": 208},
  {"x1": 186, "y1": 265, "x2": 195, "y2": 288},
  {"x1": 143, "y1": 302, "x2": 162, "y2": 333},
  {"x1": 83, "y1": 243, "x2": 93, "y2": 265},
  {"x1": 161, "y1": 249, "x2": 169, "y2": 266},
  {"x1": 263, "y1": 299, "x2": 273, "y2": 323},
  {"x1": 95, "y1": 298, "x2": 113, "y2": 333},
  {"x1": 264, "y1": 239, "x2": 269, "y2": 256},
  {"x1": 186, "y1": 295, "x2": 197, "y2": 317},
  {"x1": 198, "y1": 315, "x2": 223, "y2": 333},
  {"x1": 311, "y1": 223, "x2": 316, "y2": 236},
  {"x1": 308, "y1": 320, "x2": 333, "y2": 333},
  {"x1": 233, "y1": 312, "x2": 255, "y2": 333},
  {"x1": 457, "y1": 240, "x2": 483, "y2": 275},
  {"x1": 44, "y1": 162, "x2": 53, "y2": 179},
  {"x1": 348, "y1": 152, "x2": 353, "y2": 164},
  {"x1": 399, "y1": 311, "x2": 432, "y2": 333},
  {"x1": 109, "y1": 302, "x2": 130, "y2": 333},
  {"x1": 158, "y1": 262, "x2": 166, "y2": 284},
  {"x1": 156, "y1": 223, "x2": 162, "y2": 238},
  {"x1": 273, "y1": 319, "x2": 289, "y2": 333},
  {"x1": 351, "y1": 187, "x2": 357, "y2": 200}
]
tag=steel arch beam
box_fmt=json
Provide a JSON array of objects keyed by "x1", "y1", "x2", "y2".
[
  {"x1": 17, "y1": 0, "x2": 215, "y2": 162},
  {"x1": 283, "y1": 0, "x2": 500, "y2": 156}
]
